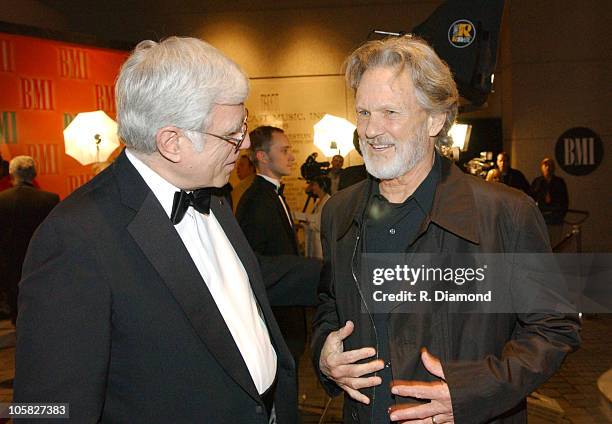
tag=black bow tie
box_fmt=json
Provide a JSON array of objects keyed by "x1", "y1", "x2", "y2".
[
  {"x1": 277, "y1": 183, "x2": 285, "y2": 196},
  {"x1": 170, "y1": 188, "x2": 214, "y2": 224}
]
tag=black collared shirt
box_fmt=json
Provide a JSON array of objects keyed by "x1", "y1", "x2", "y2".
[{"x1": 363, "y1": 153, "x2": 440, "y2": 422}]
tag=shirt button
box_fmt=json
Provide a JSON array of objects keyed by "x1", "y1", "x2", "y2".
[{"x1": 389, "y1": 228, "x2": 396, "y2": 235}]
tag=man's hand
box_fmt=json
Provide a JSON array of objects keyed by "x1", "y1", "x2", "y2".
[
  {"x1": 319, "y1": 320, "x2": 384, "y2": 404},
  {"x1": 389, "y1": 349, "x2": 454, "y2": 423}
]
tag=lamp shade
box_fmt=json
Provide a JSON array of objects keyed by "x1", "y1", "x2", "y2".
[
  {"x1": 313, "y1": 114, "x2": 356, "y2": 157},
  {"x1": 63, "y1": 111, "x2": 120, "y2": 165}
]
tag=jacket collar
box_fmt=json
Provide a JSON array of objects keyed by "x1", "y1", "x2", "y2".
[
  {"x1": 426, "y1": 155, "x2": 479, "y2": 244},
  {"x1": 254, "y1": 175, "x2": 279, "y2": 192},
  {"x1": 112, "y1": 149, "x2": 148, "y2": 212},
  {"x1": 257, "y1": 173, "x2": 281, "y2": 190},
  {"x1": 341, "y1": 154, "x2": 479, "y2": 245}
]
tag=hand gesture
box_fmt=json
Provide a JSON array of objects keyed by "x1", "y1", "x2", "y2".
[
  {"x1": 389, "y1": 349, "x2": 454, "y2": 423},
  {"x1": 319, "y1": 320, "x2": 384, "y2": 404}
]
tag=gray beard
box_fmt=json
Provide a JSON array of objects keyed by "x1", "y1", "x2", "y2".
[{"x1": 360, "y1": 126, "x2": 430, "y2": 180}]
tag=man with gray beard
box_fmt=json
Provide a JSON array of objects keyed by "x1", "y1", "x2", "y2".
[{"x1": 312, "y1": 36, "x2": 579, "y2": 424}]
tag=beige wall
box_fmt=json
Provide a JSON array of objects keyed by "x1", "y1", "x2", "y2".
[
  {"x1": 504, "y1": 1, "x2": 611, "y2": 252},
  {"x1": 2, "y1": 0, "x2": 609, "y2": 250}
]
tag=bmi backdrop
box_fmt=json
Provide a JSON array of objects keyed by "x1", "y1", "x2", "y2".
[{"x1": 0, "y1": 32, "x2": 127, "y2": 199}]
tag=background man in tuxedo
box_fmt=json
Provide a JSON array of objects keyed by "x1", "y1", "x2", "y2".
[
  {"x1": 0, "y1": 156, "x2": 59, "y2": 325},
  {"x1": 237, "y1": 126, "x2": 297, "y2": 256},
  {"x1": 15, "y1": 37, "x2": 296, "y2": 423},
  {"x1": 236, "y1": 125, "x2": 319, "y2": 367}
]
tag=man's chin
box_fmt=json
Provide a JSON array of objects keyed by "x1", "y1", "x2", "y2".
[
  {"x1": 365, "y1": 159, "x2": 410, "y2": 180},
  {"x1": 210, "y1": 173, "x2": 231, "y2": 188}
]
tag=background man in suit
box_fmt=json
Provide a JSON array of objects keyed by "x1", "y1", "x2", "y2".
[
  {"x1": 531, "y1": 157, "x2": 569, "y2": 247},
  {"x1": 15, "y1": 37, "x2": 296, "y2": 423},
  {"x1": 0, "y1": 156, "x2": 59, "y2": 325},
  {"x1": 496, "y1": 151, "x2": 530, "y2": 195}
]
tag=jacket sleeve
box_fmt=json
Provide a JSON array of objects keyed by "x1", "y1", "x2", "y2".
[
  {"x1": 442, "y1": 198, "x2": 580, "y2": 423},
  {"x1": 236, "y1": 191, "x2": 268, "y2": 254},
  {"x1": 311, "y1": 202, "x2": 343, "y2": 397},
  {"x1": 14, "y1": 215, "x2": 112, "y2": 423}
]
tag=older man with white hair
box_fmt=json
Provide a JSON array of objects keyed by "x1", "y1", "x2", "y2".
[
  {"x1": 0, "y1": 156, "x2": 58, "y2": 326},
  {"x1": 15, "y1": 37, "x2": 296, "y2": 423}
]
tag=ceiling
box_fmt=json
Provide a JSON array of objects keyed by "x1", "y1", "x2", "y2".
[{"x1": 38, "y1": 0, "x2": 428, "y2": 15}]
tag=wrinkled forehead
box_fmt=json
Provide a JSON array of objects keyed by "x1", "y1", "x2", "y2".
[
  {"x1": 356, "y1": 66, "x2": 420, "y2": 111},
  {"x1": 358, "y1": 66, "x2": 412, "y2": 91}
]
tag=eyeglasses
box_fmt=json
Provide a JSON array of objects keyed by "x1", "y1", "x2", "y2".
[{"x1": 198, "y1": 109, "x2": 249, "y2": 153}]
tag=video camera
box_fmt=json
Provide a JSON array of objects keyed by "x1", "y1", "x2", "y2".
[{"x1": 300, "y1": 153, "x2": 329, "y2": 182}]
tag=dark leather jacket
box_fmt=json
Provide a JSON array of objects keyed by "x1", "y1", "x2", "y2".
[{"x1": 312, "y1": 157, "x2": 580, "y2": 423}]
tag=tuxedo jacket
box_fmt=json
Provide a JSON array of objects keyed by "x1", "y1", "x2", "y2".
[
  {"x1": 15, "y1": 151, "x2": 297, "y2": 423},
  {"x1": 236, "y1": 176, "x2": 298, "y2": 256},
  {"x1": 235, "y1": 176, "x2": 321, "y2": 305},
  {"x1": 236, "y1": 175, "x2": 315, "y2": 363}
]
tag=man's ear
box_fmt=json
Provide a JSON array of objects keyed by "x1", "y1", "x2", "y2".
[
  {"x1": 156, "y1": 126, "x2": 182, "y2": 163},
  {"x1": 255, "y1": 150, "x2": 268, "y2": 165},
  {"x1": 427, "y1": 113, "x2": 446, "y2": 138}
]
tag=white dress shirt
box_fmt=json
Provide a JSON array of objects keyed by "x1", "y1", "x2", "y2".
[
  {"x1": 258, "y1": 174, "x2": 293, "y2": 227},
  {"x1": 126, "y1": 150, "x2": 277, "y2": 394}
]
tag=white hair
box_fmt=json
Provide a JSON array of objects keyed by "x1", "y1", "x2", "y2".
[
  {"x1": 116, "y1": 37, "x2": 249, "y2": 153},
  {"x1": 9, "y1": 155, "x2": 36, "y2": 182}
]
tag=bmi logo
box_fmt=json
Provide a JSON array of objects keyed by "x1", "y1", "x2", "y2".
[
  {"x1": 448, "y1": 19, "x2": 476, "y2": 48},
  {"x1": 260, "y1": 93, "x2": 280, "y2": 111},
  {"x1": 555, "y1": 127, "x2": 603, "y2": 176},
  {"x1": 95, "y1": 84, "x2": 115, "y2": 114},
  {"x1": 59, "y1": 48, "x2": 88, "y2": 79},
  {"x1": 67, "y1": 174, "x2": 93, "y2": 192},
  {"x1": 0, "y1": 111, "x2": 17, "y2": 144},
  {"x1": 26, "y1": 143, "x2": 59, "y2": 175},
  {"x1": 0, "y1": 39, "x2": 15, "y2": 72},
  {"x1": 21, "y1": 79, "x2": 54, "y2": 110}
]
